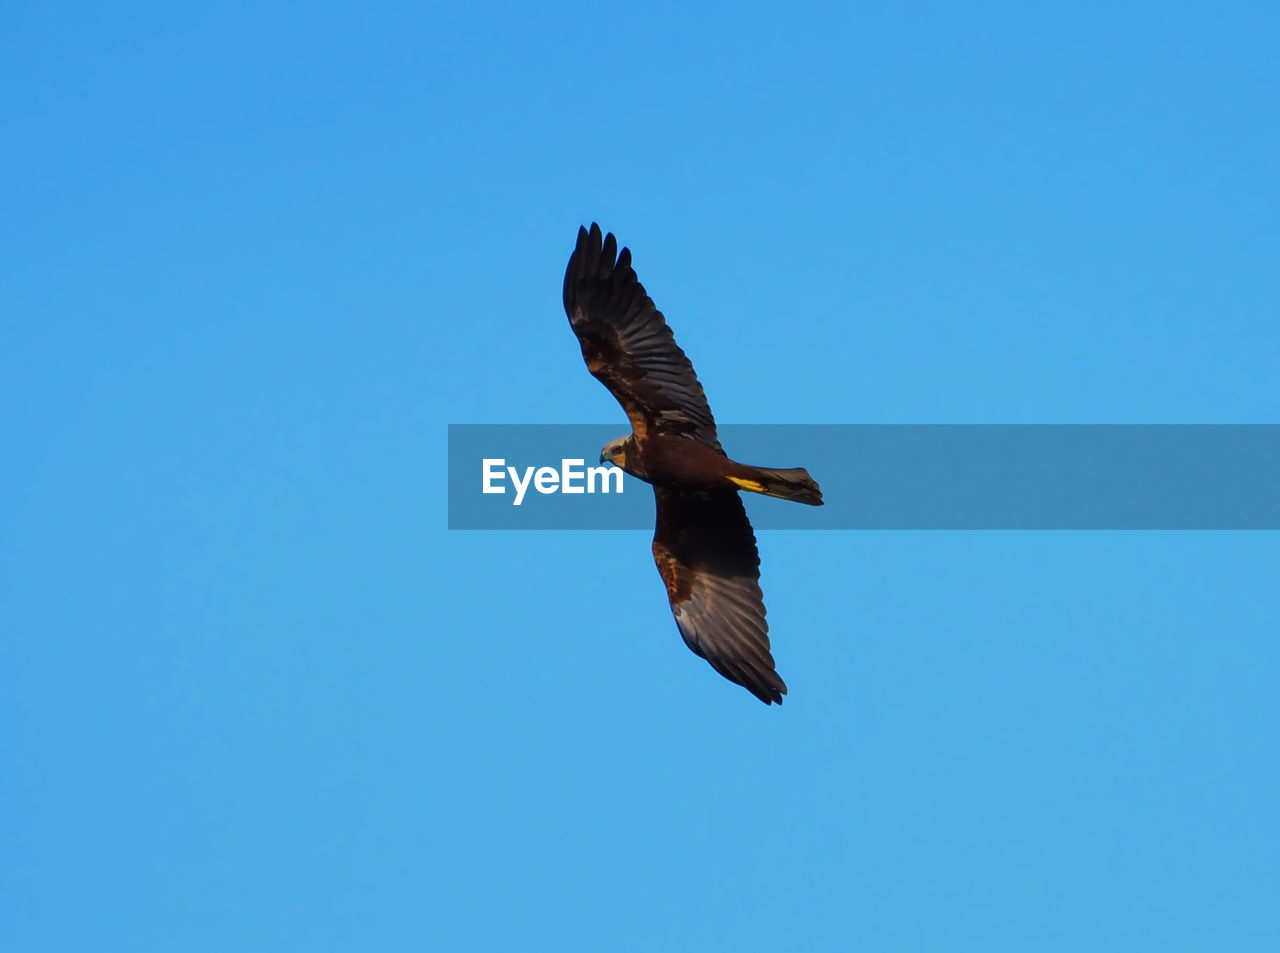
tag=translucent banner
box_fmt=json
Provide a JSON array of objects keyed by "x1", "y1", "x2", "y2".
[{"x1": 447, "y1": 425, "x2": 1280, "y2": 530}]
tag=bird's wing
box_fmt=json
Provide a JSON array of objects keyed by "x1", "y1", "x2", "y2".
[
  {"x1": 563, "y1": 223, "x2": 721, "y2": 449},
  {"x1": 651, "y1": 486, "x2": 786, "y2": 704}
]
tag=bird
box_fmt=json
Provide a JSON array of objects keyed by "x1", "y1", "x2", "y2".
[{"x1": 562, "y1": 223, "x2": 822, "y2": 704}]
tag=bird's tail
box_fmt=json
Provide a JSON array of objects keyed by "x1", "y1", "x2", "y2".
[{"x1": 728, "y1": 466, "x2": 824, "y2": 506}]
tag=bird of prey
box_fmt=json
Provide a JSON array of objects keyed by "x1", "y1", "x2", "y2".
[{"x1": 562, "y1": 223, "x2": 823, "y2": 705}]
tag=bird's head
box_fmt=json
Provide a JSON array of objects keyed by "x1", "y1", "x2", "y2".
[{"x1": 599, "y1": 435, "x2": 631, "y2": 470}]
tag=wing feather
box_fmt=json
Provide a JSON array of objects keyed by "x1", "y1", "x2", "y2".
[
  {"x1": 652, "y1": 487, "x2": 786, "y2": 704},
  {"x1": 563, "y1": 224, "x2": 720, "y2": 449}
]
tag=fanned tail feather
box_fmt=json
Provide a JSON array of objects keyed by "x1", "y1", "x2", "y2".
[{"x1": 733, "y1": 466, "x2": 824, "y2": 506}]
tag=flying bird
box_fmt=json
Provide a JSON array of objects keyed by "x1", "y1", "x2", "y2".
[{"x1": 562, "y1": 223, "x2": 822, "y2": 704}]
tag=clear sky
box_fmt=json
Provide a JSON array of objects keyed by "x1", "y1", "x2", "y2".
[{"x1": 3, "y1": 1, "x2": 1278, "y2": 950}]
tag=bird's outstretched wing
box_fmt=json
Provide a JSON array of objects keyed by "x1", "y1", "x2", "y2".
[
  {"x1": 651, "y1": 487, "x2": 786, "y2": 704},
  {"x1": 563, "y1": 223, "x2": 720, "y2": 449}
]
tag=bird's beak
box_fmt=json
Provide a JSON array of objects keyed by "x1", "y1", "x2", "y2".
[{"x1": 599, "y1": 451, "x2": 609, "y2": 465}]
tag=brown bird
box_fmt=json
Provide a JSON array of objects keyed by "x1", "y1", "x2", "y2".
[{"x1": 562, "y1": 223, "x2": 822, "y2": 704}]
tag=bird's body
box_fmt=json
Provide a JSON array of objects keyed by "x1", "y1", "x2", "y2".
[
  {"x1": 562, "y1": 224, "x2": 821, "y2": 704},
  {"x1": 604, "y1": 432, "x2": 822, "y2": 505}
]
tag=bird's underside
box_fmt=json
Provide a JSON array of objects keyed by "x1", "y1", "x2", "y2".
[{"x1": 562, "y1": 223, "x2": 821, "y2": 705}]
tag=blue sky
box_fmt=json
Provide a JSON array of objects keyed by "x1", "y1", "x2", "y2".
[{"x1": 3, "y1": 1, "x2": 1278, "y2": 950}]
